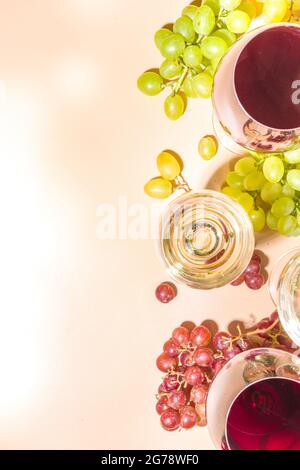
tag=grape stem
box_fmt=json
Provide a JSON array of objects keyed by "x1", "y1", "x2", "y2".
[
  {"x1": 224, "y1": 319, "x2": 280, "y2": 351},
  {"x1": 173, "y1": 66, "x2": 188, "y2": 94}
]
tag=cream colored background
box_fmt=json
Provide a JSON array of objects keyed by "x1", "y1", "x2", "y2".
[{"x1": 0, "y1": 0, "x2": 298, "y2": 450}]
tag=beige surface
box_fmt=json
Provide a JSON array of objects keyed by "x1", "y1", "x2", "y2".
[{"x1": 0, "y1": 0, "x2": 298, "y2": 450}]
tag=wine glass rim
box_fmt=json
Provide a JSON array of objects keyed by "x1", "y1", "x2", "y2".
[
  {"x1": 224, "y1": 375, "x2": 300, "y2": 450},
  {"x1": 232, "y1": 22, "x2": 300, "y2": 132}
]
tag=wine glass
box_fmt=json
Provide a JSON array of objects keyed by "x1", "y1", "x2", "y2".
[{"x1": 213, "y1": 22, "x2": 300, "y2": 154}]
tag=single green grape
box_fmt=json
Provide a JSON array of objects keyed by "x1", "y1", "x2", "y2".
[
  {"x1": 159, "y1": 59, "x2": 182, "y2": 80},
  {"x1": 193, "y1": 5, "x2": 216, "y2": 36},
  {"x1": 164, "y1": 94, "x2": 185, "y2": 120},
  {"x1": 287, "y1": 169, "x2": 300, "y2": 191},
  {"x1": 213, "y1": 28, "x2": 237, "y2": 46},
  {"x1": 210, "y1": 56, "x2": 222, "y2": 72},
  {"x1": 183, "y1": 45, "x2": 203, "y2": 68},
  {"x1": 137, "y1": 72, "x2": 163, "y2": 96},
  {"x1": 182, "y1": 73, "x2": 198, "y2": 98},
  {"x1": 239, "y1": 0, "x2": 257, "y2": 19},
  {"x1": 267, "y1": 211, "x2": 279, "y2": 231},
  {"x1": 243, "y1": 171, "x2": 266, "y2": 191},
  {"x1": 222, "y1": 186, "x2": 242, "y2": 200},
  {"x1": 220, "y1": 0, "x2": 242, "y2": 11},
  {"x1": 182, "y1": 5, "x2": 199, "y2": 21},
  {"x1": 263, "y1": 156, "x2": 284, "y2": 183},
  {"x1": 277, "y1": 215, "x2": 298, "y2": 236},
  {"x1": 249, "y1": 208, "x2": 266, "y2": 232},
  {"x1": 234, "y1": 157, "x2": 256, "y2": 176},
  {"x1": 263, "y1": 0, "x2": 288, "y2": 23},
  {"x1": 192, "y1": 72, "x2": 213, "y2": 98},
  {"x1": 144, "y1": 177, "x2": 173, "y2": 199},
  {"x1": 202, "y1": 0, "x2": 220, "y2": 15},
  {"x1": 284, "y1": 148, "x2": 300, "y2": 164},
  {"x1": 157, "y1": 152, "x2": 181, "y2": 180},
  {"x1": 237, "y1": 192, "x2": 254, "y2": 212},
  {"x1": 226, "y1": 10, "x2": 251, "y2": 34},
  {"x1": 201, "y1": 36, "x2": 228, "y2": 60},
  {"x1": 198, "y1": 135, "x2": 218, "y2": 160},
  {"x1": 281, "y1": 183, "x2": 295, "y2": 198},
  {"x1": 271, "y1": 197, "x2": 295, "y2": 218},
  {"x1": 155, "y1": 29, "x2": 172, "y2": 50},
  {"x1": 226, "y1": 171, "x2": 244, "y2": 189},
  {"x1": 160, "y1": 33, "x2": 186, "y2": 59},
  {"x1": 174, "y1": 16, "x2": 196, "y2": 43},
  {"x1": 261, "y1": 182, "x2": 282, "y2": 204}
]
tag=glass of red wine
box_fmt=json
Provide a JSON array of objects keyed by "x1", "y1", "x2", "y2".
[
  {"x1": 213, "y1": 23, "x2": 300, "y2": 154},
  {"x1": 206, "y1": 348, "x2": 300, "y2": 450}
]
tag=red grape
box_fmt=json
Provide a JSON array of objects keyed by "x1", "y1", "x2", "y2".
[
  {"x1": 163, "y1": 340, "x2": 179, "y2": 358},
  {"x1": 172, "y1": 326, "x2": 190, "y2": 347},
  {"x1": 251, "y1": 252, "x2": 261, "y2": 264},
  {"x1": 244, "y1": 259, "x2": 261, "y2": 276},
  {"x1": 257, "y1": 317, "x2": 272, "y2": 338},
  {"x1": 190, "y1": 325, "x2": 211, "y2": 347},
  {"x1": 270, "y1": 310, "x2": 279, "y2": 322},
  {"x1": 180, "y1": 351, "x2": 195, "y2": 367},
  {"x1": 156, "y1": 396, "x2": 169, "y2": 415},
  {"x1": 236, "y1": 337, "x2": 251, "y2": 351},
  {"x1": 184, "y1": 366, "x2": 205, "y2": 386},
  {"x1": 168, "y1": 390, "x2": 186, "y2": 410},
  {"x1": 190, "y1": 385, "x2": 208, "y2": 404},
  {"x1": 212, "y1": 358, "x2": 226, "y2": 376},
  {"x1": 160, "y1": 409, "x2": 180, "y2": 432},
  {"x1": 193, "y1": 347, "x2": 214, "y2": 368},
  {"x1": 156, "y1": 353, "x2": 178, "y2": 372},
  {"x1": 163, "y1": 374, "x2": 180, "y2": 392},
  {"x1": 231, "y1": 274, "x2": 245, "y2": 286},
  {"x1": 213, "y1": 332, "x2": 231, "y2": 351},
  {"x1": 223, "y1": 344, "x2": 241, "y2": 361},
  {"x1": 180, "y1": 406, "x2": 197, "y2": 429},
  {"x1": 245, "y1": 273, "x2": 265, "y2": 290},
  {"x1": 155, "y1": 282, "x2": 177, "y2": 303}
]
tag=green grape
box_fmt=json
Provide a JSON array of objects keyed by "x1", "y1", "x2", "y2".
[
  {"x1": 267, "y1": 211, "x2": 279, "y2": 231},
  {"x1": 261, "y1": 182, "x2": 282, "y2": 204},
  {"x1": 249, "y1": 208, "x2": 266, "y2": 232},
  {"x1": 157, "y1": 151, "x2": 181, "y2": 180},
  {"x1": 271, "y1": 197, "x2": 295, "y2": 218},
  {"x1": 174, "y1": 16, "x2": 196, "y2": 43},
  {"x1": 237, "y1": 192, "x2": 254, "y2": 212},
  {"x1": 160, "y1": 33, "x2": 186, "y2": 59},
  {"x1": 182, "y1": 73, "x2": 198, "y2": 98},
  {"x1": 155, "y1": 29, "x2": 172, "y2": 50},
  {"x1": 183, "y1": 45, "x2": 203, "y2": 68},
  {"x1": 277, "y1": 215, "x2": 297, "y2": 236},
  {"x1": 159, "y1": 59, "x2": 182, "y2": 80},
  {"x1": 198, "y1": 135, "x2": 218, "y2": 160},
  {"x1": 234, "y1": 157, "x2": 256, "y2": 176},
  {"x1": 137, "y1": 72, "x2": 163, "y2": 96},
  {"x1": 243, "y1": 171, "x2": 266, "y2": 191},
  {"x1": 220, "y1": 0, "x2": 242, "y2": 11},
  {"x1": 192, "y1": 72, "x2": 213, "y2": 98},
  {"x1": 226, "y1": 10, "x2": 251, "y2": 34},
  {"x1": 226, "y1": 171, "x2": 244, "y2": 189},
  {"x1": 202, "y1": 0, "x2": 220, "y2": 15},
  {"x1": 201, "y1": 36, "x2": 228, "y2": 60},
  {"x1": 205, "y1": 65, "x2": 215, "y2": 76},
  {"x1": 284, "y1": 148, "x2": 300, "y2": 164},
  {"x1": 263, "y1": 156, "x2": 284, "y2": 183},
  {"x1": 287, "y1": 169, "x2": 300, "y2": 191},
  {"x1": 193, "y1": 5, "x2": 216, "y2": 36},
  {"x1": 210, "y1": 57, "x2": 222, "y2": 72},
  {"x1": 182, "y1": 5, "x2": 199, "y2": 21},
  {"x1": 164, "y1": 94, "x2": 185, "y2": 120},
  {"x1": 290, "y1": 227, "x2": 300, "y2": 237},
  {"x1": 144, "y1": 177, "x2": 173, "y2": 199},
  {"x1": 263, "y1": 0, "x2": 288, "y2": 23},
  {"x1": 282, "y1": 183, "x2": 295, "y2": 198},
  {"x1": 222, "y1": 186, "x2": 242, "y2": 199},
  {"x1": 239, "y1": 0, "x2": 257, "y2": 19},
  {"x1": 213, "y1": 28, "x2": 237, "y2": 46}
]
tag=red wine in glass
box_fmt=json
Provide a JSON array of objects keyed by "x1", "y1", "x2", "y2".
[{"x1": 226, "y1": 378, "x2": 300, "y2": 450}]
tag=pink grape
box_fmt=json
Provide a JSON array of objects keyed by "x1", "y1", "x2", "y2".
[
  {"x1": 212, "y1": 358, "x2": 226, "y2": 376},
  {"x1": 193, "y1": 347, "x2": 214, "y2": 368},
  {"x1": 184, "y1": 366, "x2": 205, "y2": 386},
  {"x1": 223, "y1": 344, "x2": 241, "y2": 361},
  {"x1": 172, "y1": 326, "x2": 190, "y2": 347},
  {"x1": 160, "y1": 409, "x2": 180, "y2": 432},
  {"x1": 245, "y1": 273, "x2": 265, "y2": 290},
  {"x1": 156, "y1": 353, "x2": 178, "y2": 372},
  {"x1": 180, "y1": 351, "x2": 195, "y2": 367},
  {"x1": 257, "y1": 317, "x2": 272, "y2": 338},
  {"x1": 231, "y1": 274, "x2": 245, "y2": 286},
  {"x1": 163, "y1": 374, "x2": 180, "y2": 392},
  {"x1": 168, "y1": 391, "x2": 187, "y2": 410},
  {"x1": 244, "y1": 259, "x2": 261, "y2": 276},
  {"x1": 180, "y1": 406, "x2": 198, "y2": 429},
  {"x1": 270, "y1": 310, "x2": 279, "y2": 322},
  {"x1": 155, "y1": 282, "x2": 177, "y2": 303},
  {"x1": 190, "y1": 325, "x2": 212, "y2": 347},
  {"x1": 213, "y1": 332, "x2": 231, "y2": 351},
  {"x1": 163, "y1": 340, "x2": 179, "y2": 358},
  {"x1": 251, "y1": 252, "x2": 261, "y2": 264},
  {"x1": 156, "y1": 396, "x2": 169, "y2": 415},
  {"x1": 190, "y1": 385, "x2": 208, "y2": 405}
]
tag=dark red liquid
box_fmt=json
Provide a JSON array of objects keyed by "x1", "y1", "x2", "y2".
[
  {"x1": 226, "y1": 378, "x2": 300, "y2": 450},
  {"x1": 235, "y1": 26, "x2": 300, "y2": 130}
]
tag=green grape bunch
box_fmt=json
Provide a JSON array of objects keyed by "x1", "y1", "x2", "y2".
[
  {"x1": 137, "y1": 0, "x2": 293, "y2": 121},
  {"x1": 222, "y1": 148, "x2": 300, "y2": 236}
]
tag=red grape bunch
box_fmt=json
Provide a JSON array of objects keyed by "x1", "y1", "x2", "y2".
[{"x1": 231, "y1": 251, "x2": 266, "y2": 290}]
